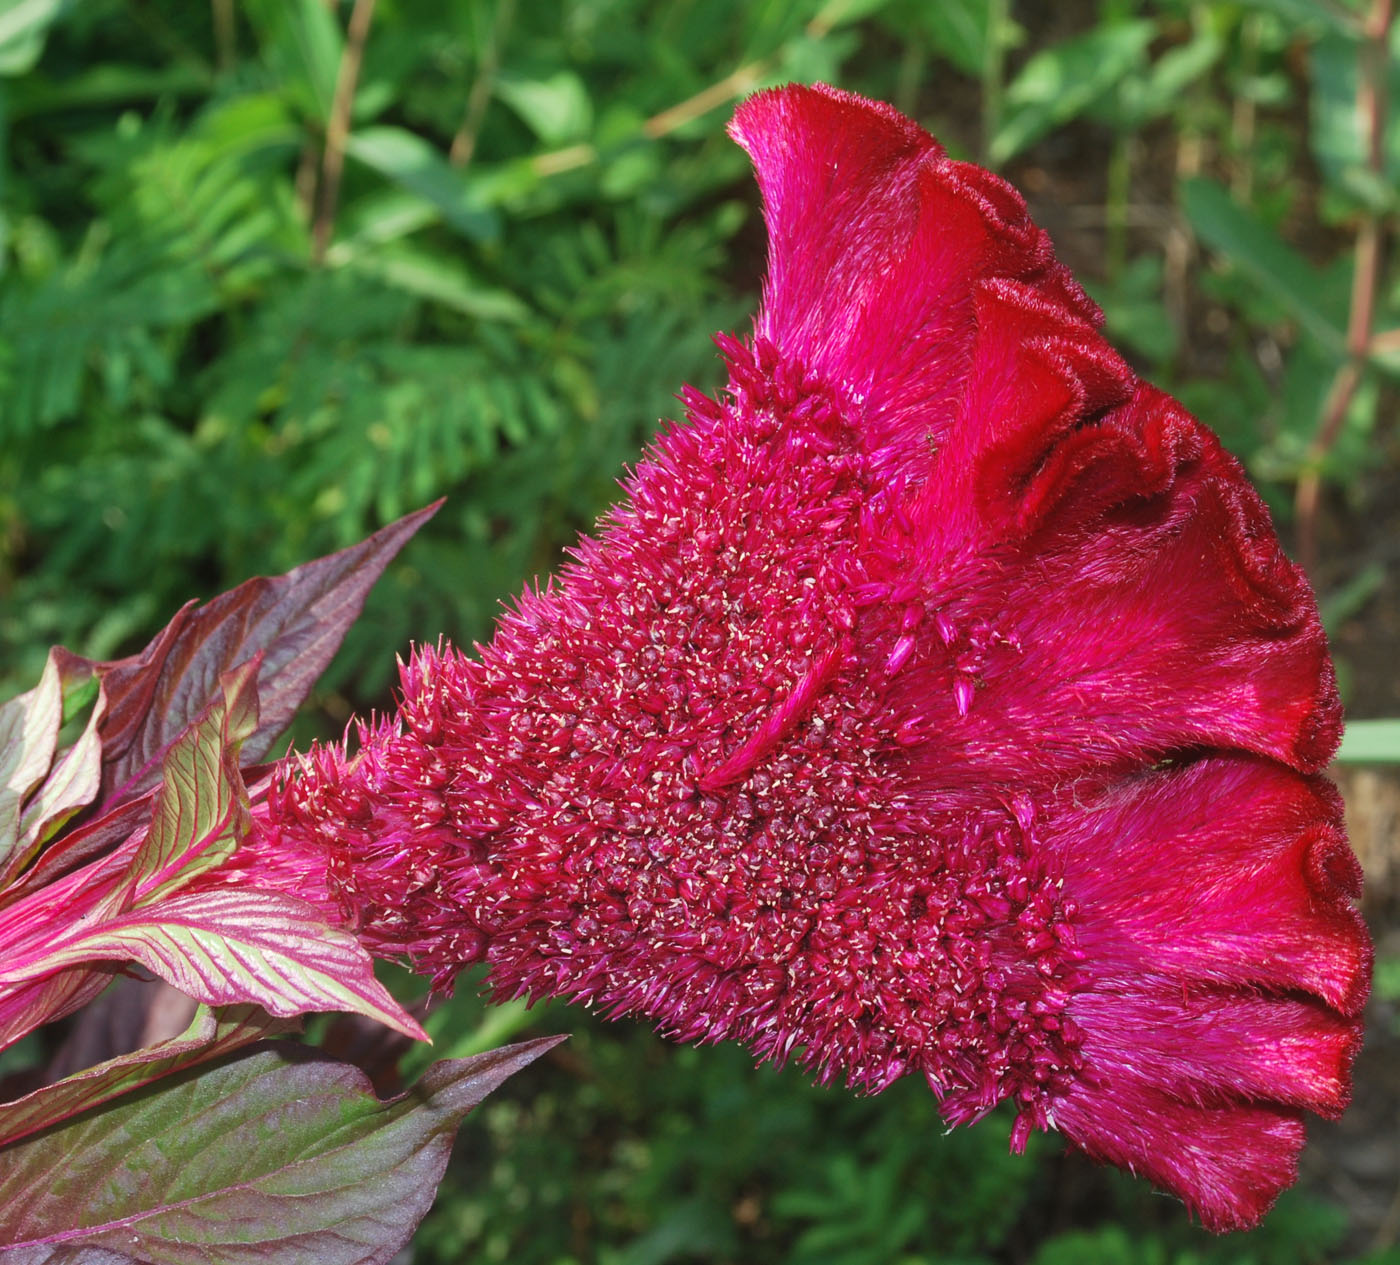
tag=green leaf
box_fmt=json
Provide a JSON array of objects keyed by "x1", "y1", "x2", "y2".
[
  {"x1": 342, "y1": 245, "x2": 530, "y2": 322},
  {"x1": 1117, "y1": 25, "x2": 1223, "y2": 126},
  {"x1": 346, "y1": 127, "x2": 501, "y2": 241},
  {"x1": 1180, "y1": 176, "x2": 1348, "y2": 354},
  {"x1": 990, "y1": 20, "x2": 1155, "y2": 163},
  {"x1": 907, "y1": 0, "x2": 1013, "y2": 77},
  {"x1": 1309, "y1": 25, "x2": 1400, "y2": 191},
  {"x1": 244, "y1": 0, "x2": 344, "y2": 122},
  {"x1": 1336, "y1": 718, "x2": 1400, "y2": 763},
  {"x1": 0, "y1": 1037, "x2": 564, "y2": 1262},
  {"x1": 1236, "y1": 0, "x2": 1358, "y2": 35},
  {"x1": 0, "y1": 0, "x2": 74, "y2": 77},
  {"x1": 495, "y1": 70, "x2": 594, "y2": 146},
  {"x1": 0, "y1": 1004, "x2": 295, "y2": 1149}
]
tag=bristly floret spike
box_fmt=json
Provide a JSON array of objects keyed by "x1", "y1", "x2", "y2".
[{"x1": 221, "y1": 83, "x2": 1370, "y2": 1233}]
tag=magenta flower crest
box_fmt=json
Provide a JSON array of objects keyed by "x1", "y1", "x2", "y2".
[{"x1": 235, "y1": 85, "x2": 1370, "y2": 1231}]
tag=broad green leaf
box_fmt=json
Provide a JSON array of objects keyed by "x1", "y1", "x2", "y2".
[
  {"x1": 1116, "y1": 25, "x2": 1222, "y2": 126},
  {"x1": 244, "y1": 0, "x2": 344, "y2": 122},
  {"x1": 346, "y1": 127, "x2": 501, "y2": 242},
  {"x1": 907, "y1": 0, "x2": 1009, "y2": 76},
  {"x1": 0, "y1": 1004, "x2": 295, "y2": 1149},
  {"x1": 343, "y1": 246, "x2": 530, "y2": 322},
  {"x1": 1235, "y1": 0, "x2": 1358, "y2": 34},
  {"x1": 1336, "y1": 718, "x2": 1400, "y2": 763},
  {"x1": 0, "y1": 652, "x2": 63, "y2": 874},
  {"x1": 6, "y1": 63, "x2": 209, "y2": 120},
  {"x1": 496, "y1": 70, "x2": 594, "y2": 146},
  {"x1": 0, "y1": 0, "x2": 73, "y2": 77},
  {"x1": 1181, "y1": 176, "x2": 1348, "y2": 355},
  {"x1": 0, "y1": 887, "x2": 426, "y2": 1039},
  {"x1": 1309, "y1": 25, "x2": 1400, "y2": 191},
  {"x1": 990, "y1": 21, "x2": 1154, "y2": 163},
  {"x1": 0, "y1": 1037, "x2": 564, "y2": 1263},
  {"x1": 1084, "y1": 254, "x2": 1180, "y2": 367},
  {"x1": 65, "y1": 501, "x2": 440, "y2": 807}
]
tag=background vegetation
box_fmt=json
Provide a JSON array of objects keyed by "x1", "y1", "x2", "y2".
[{"x1": 3, "y1": 0, "x2": 1399, "y2": 1261}]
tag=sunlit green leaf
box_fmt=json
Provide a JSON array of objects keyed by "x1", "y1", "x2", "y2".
[
  {"x1": 347, "y1": 126, "x2": 501, "y2": 241},
  {"x1": 991, "y1": 20, "x2": 1154, "y2": 162},
  {"x1": 1181, "y1": 176, "x2": 1348, "y2": 354},
  {"x1": 496, "y1": 70, "x2": 594, "y2": 146}
]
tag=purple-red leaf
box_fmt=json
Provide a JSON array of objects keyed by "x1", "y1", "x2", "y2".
[
  {"x1": 0, "y1": 888, "x2": 425, "y2": 1040},
  {"x1": 1, "y1": 795, "x2": 154, "y2": 908},
  {"x1": 0, "y1": 1004, "x2": 296, "y2": 1149},
  {"x1": 67, "y1": 501, "x2": 441, "y2": 807},
  {"x1": 0, "y1": 1036, "x2": 564, "y2": 1264}
]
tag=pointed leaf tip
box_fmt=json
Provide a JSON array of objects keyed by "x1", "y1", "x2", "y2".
[{"x1": 73, "y1": 500, "x2": 443, "y2": 808}]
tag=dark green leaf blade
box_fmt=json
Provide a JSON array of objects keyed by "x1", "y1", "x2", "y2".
[
  {"x1": 990, "y1": 21, "x2": 1155, "y2": 163},
  {"x1": 0, "y1": 1004, "x2": 295, "y2": 1149},
  {"x1": 0, "y1": 1037, "x2": 565, "y2": 1264},
  {"x1": 1180, "y1": 176, "x2": 1348, "y2": 354},
  {"x1": 345, "y1": 128, "x2": 501, "y2": 242}
]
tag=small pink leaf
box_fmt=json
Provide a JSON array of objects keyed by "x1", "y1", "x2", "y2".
[
  {"x1": 0, "y1": 888, "x2": 426, "y2": 1040},
  {"x1": 0, "y1": 1004, "x2": 295, "y2": 1149},
  {"x1": 0, "y1": 795, "x2": 153, "y2": 908},
  {"x1": 0, "y1": 967, "x2": 114, "y2": 1056},
  {"x1": 0, "y1": 1037, "x2": 563, "y2": 1263},
  {"x1": 68, "y1": 502, "x2": 441, "y2": 807}
]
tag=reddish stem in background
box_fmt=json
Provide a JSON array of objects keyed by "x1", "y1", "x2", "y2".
[{"x1": 1296, "y1": 0, "x2": 1393, "y2": 577}]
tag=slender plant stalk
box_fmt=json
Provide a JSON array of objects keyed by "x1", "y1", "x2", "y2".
[
  {"x1": 1296, "y1": 0, "x2": 1393, "y2": 576},
  {"x1": 1231, "y1": 15, "x2": 1260, "y2": 203},
  {"x1": 528, "y1": 60, "x2": 767, "y2": 179},
  {"x1": 211, "y1": 0, "x2": 235, "y2": 69},
  {"x1": 312, "y1": 0, "x2": 379, "y2": 265},
  {"x1": 1105, "y1": 130, "x2": 1133, "y2": 283},
  {"x1": 450, "y1": 0, "x2": 516, "y2": 167}
]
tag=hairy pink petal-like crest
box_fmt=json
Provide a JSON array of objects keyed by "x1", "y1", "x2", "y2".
[{"x1": 236, "y1": 85, "x2": 1370, "y2": 1231}]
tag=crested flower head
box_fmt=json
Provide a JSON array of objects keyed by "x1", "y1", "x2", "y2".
[{"x1": 247, "y1": 84, "x2": 1370, "y2": 1231}]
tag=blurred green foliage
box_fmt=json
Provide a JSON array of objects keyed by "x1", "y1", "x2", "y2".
[{"x1": 3, "y1": 0, "x2": 1398, "y2": 1259}]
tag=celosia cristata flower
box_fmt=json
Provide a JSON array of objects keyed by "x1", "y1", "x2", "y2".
[{"x1": 236, "y1": 85, "x2": 1370, "y2": 1230}]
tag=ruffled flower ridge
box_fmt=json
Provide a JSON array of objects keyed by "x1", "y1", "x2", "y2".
[{"x1": 730, "y1": 83, "x2": 1367, "y2": 1231}]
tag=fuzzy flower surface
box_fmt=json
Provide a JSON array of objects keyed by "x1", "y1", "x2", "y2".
[{"x1": 237, "y1": 85, "x2": 1371, "y2": 1230}]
